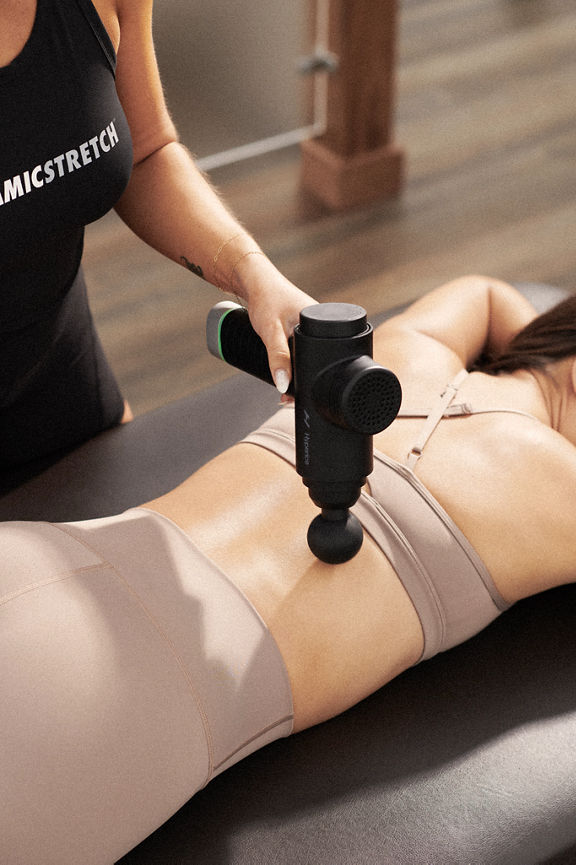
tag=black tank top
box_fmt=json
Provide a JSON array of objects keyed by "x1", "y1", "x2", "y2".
[{"x1": 0, "y1": 0, "x2": 133, "y2": 331}]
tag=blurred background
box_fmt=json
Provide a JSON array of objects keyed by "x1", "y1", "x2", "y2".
[{"x1": 83, "y1": 0, "x2": 576, "y2": 416}]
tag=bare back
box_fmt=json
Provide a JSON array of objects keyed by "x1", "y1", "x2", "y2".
[
  {"x1": 148, "y1": 277, "x2": 576, "y2": 731},
  {"x1": 372, "y1": 318, "x2": 576, "y2": 603},
  {"x1": 147, "y1": 376, "x2": 573, "y2": 726}
]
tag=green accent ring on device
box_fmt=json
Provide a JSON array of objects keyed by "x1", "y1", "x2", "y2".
[{"x1": 217, "y1": 306, "x2": 237, "y2": 360}]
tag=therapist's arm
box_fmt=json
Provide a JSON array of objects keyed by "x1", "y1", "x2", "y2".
[{"x1": 113, "y1": 0, "x2": 315, "y2": 391}]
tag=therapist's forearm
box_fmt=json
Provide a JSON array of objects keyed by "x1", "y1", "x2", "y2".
[{"x1": 114, "y1": 140, "x2": 265, "y2": 297}]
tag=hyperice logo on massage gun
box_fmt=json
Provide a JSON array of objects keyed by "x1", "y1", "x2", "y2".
[{"x1": 207, "y1": 301, "x2": 402, "y2": 564}]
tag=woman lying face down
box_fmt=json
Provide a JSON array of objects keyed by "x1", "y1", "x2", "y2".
[{"x1": 2, "y1": 275, "x2": 576, "y2": 864}]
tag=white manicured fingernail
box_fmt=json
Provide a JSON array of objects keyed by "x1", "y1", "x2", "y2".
[{"x1": 274, "y1": 369, "x2": 290, "y2": 394}]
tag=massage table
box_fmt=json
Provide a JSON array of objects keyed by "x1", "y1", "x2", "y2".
[{"x1": 1, "y1": 284, "x2": 574, "y2": 865}]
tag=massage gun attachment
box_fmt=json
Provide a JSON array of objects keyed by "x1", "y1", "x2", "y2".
[{"x1": 207, "y1": 300, "x2": 402, "y2": 564}]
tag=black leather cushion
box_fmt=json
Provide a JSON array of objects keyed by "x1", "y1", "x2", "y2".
[{"x1": 0, "y1": 284, "x2": 574, "y2": 865}]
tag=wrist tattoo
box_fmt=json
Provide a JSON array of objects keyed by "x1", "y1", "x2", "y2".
[{"x1": 180, "y1": 256, "x2": 205, "y2": 279}]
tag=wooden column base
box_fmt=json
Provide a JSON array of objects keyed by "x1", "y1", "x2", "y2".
[{"x1": 300, "y1": 138, "x2": 405, "y2": 210}]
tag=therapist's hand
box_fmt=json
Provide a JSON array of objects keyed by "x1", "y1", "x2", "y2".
[{"x1": 232, "y1": 253, "x2": 317, "y2": 395}]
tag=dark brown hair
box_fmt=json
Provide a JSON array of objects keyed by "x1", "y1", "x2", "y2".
[{"x1": 480, "y1": 294, "x2": 576, "y2": 375}]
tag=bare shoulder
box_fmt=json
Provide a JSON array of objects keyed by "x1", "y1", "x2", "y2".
[
  {"x1": 109, "y1": 0, "x2": 177, "y2": 163},
  {"x1": 115, "y1": 0, "x2": 153, "y2": 25}
]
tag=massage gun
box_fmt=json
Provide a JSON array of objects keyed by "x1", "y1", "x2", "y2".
[{"x1": 206, "y1": 301, "x2": 402, "y2": 564}]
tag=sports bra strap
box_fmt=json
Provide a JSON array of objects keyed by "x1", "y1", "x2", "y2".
[
  {"x1": 398, "y1": 368, "x2": 542, "y2": 469},
  {"x1": 402, "y1": 369, "x2": 469, "y2": 469}
]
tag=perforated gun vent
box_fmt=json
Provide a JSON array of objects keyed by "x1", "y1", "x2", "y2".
[{"x1": 345, "y1": 369, "x2": 402, "y2": 435}]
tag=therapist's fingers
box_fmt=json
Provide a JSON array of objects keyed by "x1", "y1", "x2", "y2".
[{"x1": 246, "y1": 281, "x2": 316, "y2": 394}]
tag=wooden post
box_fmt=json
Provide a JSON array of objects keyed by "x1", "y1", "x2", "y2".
[{"x1": 300, "y1": 0, "x2": 404, "y2": 210}]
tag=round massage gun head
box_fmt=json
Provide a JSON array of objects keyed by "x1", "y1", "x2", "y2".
[{"x1": 307, "y1": 509, "x2": 364, "y2": 565}]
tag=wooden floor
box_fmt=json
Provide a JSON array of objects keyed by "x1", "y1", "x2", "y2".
[{"x1": 83, "y1": 0, "x2": 576, "y2": 416}]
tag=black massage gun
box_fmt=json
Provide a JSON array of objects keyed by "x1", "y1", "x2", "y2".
[{"x1": 206, "y1": 300, "x2": 402, "y2": 564}]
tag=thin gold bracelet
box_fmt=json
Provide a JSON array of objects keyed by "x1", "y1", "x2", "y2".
[
  {"x1": 212, "y1": 233, "x2": 244, "y2": 274},
  {"x1": 228, "y1": 250, "x2": 267, "y2": 291}
]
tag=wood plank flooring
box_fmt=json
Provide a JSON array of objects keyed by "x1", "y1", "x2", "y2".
[{"x1": 83, "y1": 0, "x2": 576, "y2": 415}]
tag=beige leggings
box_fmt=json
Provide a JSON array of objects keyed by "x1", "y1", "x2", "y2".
[{"x1": 0, "y1": 509, "x2": 293, "y2": 864}]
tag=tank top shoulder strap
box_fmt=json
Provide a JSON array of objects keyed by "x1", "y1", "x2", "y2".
[
  {"x1": 72, "y1": 0, "x2": 116, "y2": 72},
  {"x1": 23, "y1": 0, "x2": 116, "y2": 74}
]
